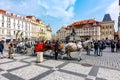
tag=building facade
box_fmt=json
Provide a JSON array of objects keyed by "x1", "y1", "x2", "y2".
[
  {"x1": 0, "y1": 9, "x2": 52, "y2": 42},
  {"x1": 100, "y1": 14, "x2": 115, "y2": 40},
  {"x1": 46, "y1": 25, "x2": 52, "y2": 40},
  {"x1": 57, "y1": 26, "x2": 73, "y2": 40},
  {"x1": 57, "y1": 19, "x2": 101, "y2": 40},
  {"x1": 26, "y1": 16, "x2": 52, "y2": 40},
  {"x1": 0, "y1": 9, "x2": 31, "y2": 42},
  {"x1": 57, "y1": 14, "x2": 115, "y2": 41}
]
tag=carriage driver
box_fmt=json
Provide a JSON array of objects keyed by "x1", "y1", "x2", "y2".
[{"x1": 54, "y1": 40, "x2": 60, "y2": 60}]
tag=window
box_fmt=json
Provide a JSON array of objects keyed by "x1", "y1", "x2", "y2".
[
  {"x1": 9, "y1": 24, "x2": 11, "y2": 28},
  {"x1": 2, "y1": 23, "x2": 4, "y2": 27},
  {"x1": 93, "y1": 22, "x2": 96, "y2": 25},
  {"x1": 103, "y1": 32, "x2": 104, "y2": 35},
  {"x1": 25, "y1": 23, "x2": 27, "y2": 30},
  {"x1": 106, "y1": 26, "x2": 108, "y2": 29},
  {"x1": 103, "y1": 26, "x2": 104, "y2": 29},
  {"x1": 110, "y1": 26, "x2": 112, "y2": 29},
  {"x1": 2, "y1": 15, "x2": 4, "y2": 21},
  {"x1": 18, "y1": 26, "x2": 20, "y2": 29},
  {"x1": 14, "y1": 31, "x2": 16, "y2": 35},
  {"x1": 106, "y1": 32, "x2": 107, "y2": 34},
  {"x1": 18, "y1": 20, "x2": 19, "y2": 25},
  {"x1": 2, "y1": 29, "x2": 4, "y2": 34},
  {"x1": 110, "y1": 32, "x2": 112, "y2": 34}
]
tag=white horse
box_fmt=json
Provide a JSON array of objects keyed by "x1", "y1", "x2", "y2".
[
  {"x1": 64, "y1": 39, "x2": 92, "y2": 61},
  {"x1": 64, "y1": 41, "x2": 83, "y2": 61}
]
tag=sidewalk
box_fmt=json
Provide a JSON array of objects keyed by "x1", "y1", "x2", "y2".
[{"x1": 0, "y1": 48, "x2": 120, "y2": 80}]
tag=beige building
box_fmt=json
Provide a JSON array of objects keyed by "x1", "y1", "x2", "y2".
[
  {"x1": 26, "y1": 16, "x2": 39, "y2": 40},
  {"x1": 100, "y1": 14, "x2": 115, "y2": 40},
  {"x1": 57, "y1": 27, "x2": 71, "y2": 40},
  {"x1": 26, "y1": 16, "x2": 52, "y2": 40},
  {"x1": 46, "y1": 25, "x2": 52, "y2": 40}
]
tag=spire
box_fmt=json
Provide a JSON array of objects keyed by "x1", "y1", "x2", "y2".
[{"x1": 102, "y1": 14, "x2": 112, "y2": 22}]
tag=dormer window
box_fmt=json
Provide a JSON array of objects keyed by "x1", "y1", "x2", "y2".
[{"x1": 93, "y1": 22, "x2": 96, "y2": 25}]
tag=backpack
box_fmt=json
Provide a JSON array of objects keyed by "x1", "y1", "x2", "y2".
[
  {"x1": 0, "y1": 45, "x2": 3, "y2": 51},
  {"x1": 118, "y1": 42, "x2": 120, "y2": 47},
  {"x1": 99, "y1": 43, "x2": 103, "y2": 49},
  {"x1": 102, "y1": 43, "x2": 106, "y2": 49}
]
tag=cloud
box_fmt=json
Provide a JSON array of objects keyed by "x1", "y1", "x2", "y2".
[
  {"x1": 0, "y1": 0, "x2": 76, "y2": 22},
  {"x1": 37, "y1": 0, "x2": 76, "y2": 21},
  {"x1": 106, "y1": 0, "x2": 119, "y2": 31}
]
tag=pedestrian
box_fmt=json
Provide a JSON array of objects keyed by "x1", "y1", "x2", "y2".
[
  {"x1": 8, "y1": 43, "x2": 14, "y2": 59},
  {"x1": 98, "y1": 41, "x2": 103, "y2": 56},
  {"x1": 0, "y1": 41, "x2": 4, "y2": 59},
  {"x1": 86, "y1": 42, "x2": 91, "y2": 55},
  {"x1": 111, "y1": 40, "x2": 115, "y2": 52},
  {"x1": 54, "y1": 40, "x2": 60, "y2": 60},
  {"x1": 94, "y1": 40, "x2": 99, "y2": 56},
  {"x1": 116, "y1": 40, "x2": 120, "y2": 52}
]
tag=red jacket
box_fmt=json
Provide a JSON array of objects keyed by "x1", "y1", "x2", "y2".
[{"x1": 34, "y1": 43, "x2": 44, "y2": 52}]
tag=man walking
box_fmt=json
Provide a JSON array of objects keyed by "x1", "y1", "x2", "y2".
[
  {"x1": 54, "y1": 40, "x2": 60, "y2": 60},
  {"x1": 98, "y1": 41, "x2": 103, "y2": 56},
  {"x1": 94, "y1": 40, "x2": 99, "y2": 56},
  {"x1": 0, "y1": 41, "x2": 4, "y2": 59},
  {"x1": 111, "y1": 40, "x2": 115, "y2": 52}
]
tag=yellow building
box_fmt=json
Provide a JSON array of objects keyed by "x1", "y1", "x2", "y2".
[
  {"x1": 26, "y1": 16, "x2": 39, "y2": 40},
  {"x1": 46, "y1": 25, "x2": 52, "y2": 40},
  {"x1": 26, "y1": 16, "x2": 52, "y2": 40}
]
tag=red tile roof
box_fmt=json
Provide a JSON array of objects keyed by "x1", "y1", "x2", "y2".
[
  {"x1": 69, "y1": 19, "x2": 100, "y2": 27},
  {"x1": 36, "y1": 19, "x2": 41, "y2": 22},
  {"x1": 0, "y1": 9, "x2": 6, "y2": 14}
]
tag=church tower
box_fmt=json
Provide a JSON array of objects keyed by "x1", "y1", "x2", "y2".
[{"x1": 118, "y1": 0, "x2": 120, "y2": 39}]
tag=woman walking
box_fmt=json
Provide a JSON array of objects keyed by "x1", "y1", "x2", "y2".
[{"x1": 8, "y1": 43, "x2": 14, "y2": 59}]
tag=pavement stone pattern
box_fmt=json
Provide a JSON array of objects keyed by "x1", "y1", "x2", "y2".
[{"x1": 0, "y1": 48, "x2": 120, "y2": 80}]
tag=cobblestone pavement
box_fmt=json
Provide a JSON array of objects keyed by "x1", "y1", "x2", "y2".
[{"x1": 0, "y1": 47, "x2": 120, "y2": 80}]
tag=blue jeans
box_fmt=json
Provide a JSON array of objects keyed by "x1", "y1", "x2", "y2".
[{"x1": 94, "y1": 49, "x2": 98, "y2": 56}]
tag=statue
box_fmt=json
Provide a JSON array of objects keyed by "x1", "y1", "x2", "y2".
[{"x1": 71, "y1": 28, "x2": 76, "y2": 36}]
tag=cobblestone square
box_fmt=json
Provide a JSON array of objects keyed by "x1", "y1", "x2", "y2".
[{"x1": 0, "y1": 48, "x2": 120, "y2": 80}]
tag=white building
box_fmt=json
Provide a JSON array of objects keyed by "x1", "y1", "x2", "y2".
[
  {"x1": 0, "y1": 9, "x2": 52, "y2": 42},
  {"x1": 0, "y1": 9, "x2": 31, "y2": 42}
]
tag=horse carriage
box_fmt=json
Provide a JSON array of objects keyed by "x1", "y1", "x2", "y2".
[
  {"x1": 34, "y1": 42, "x2": 64, "y2": 56},
  {"x1": 33, "y1": 39, "x2": 92, "y2": 61},
  {"x1": 14, "y1": 41, "x2": 33, "y2": 54}
]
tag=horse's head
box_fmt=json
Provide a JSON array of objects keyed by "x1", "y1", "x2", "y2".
[{"x1": 77, "y1": 42, "x2": 82, "y2": 49}]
